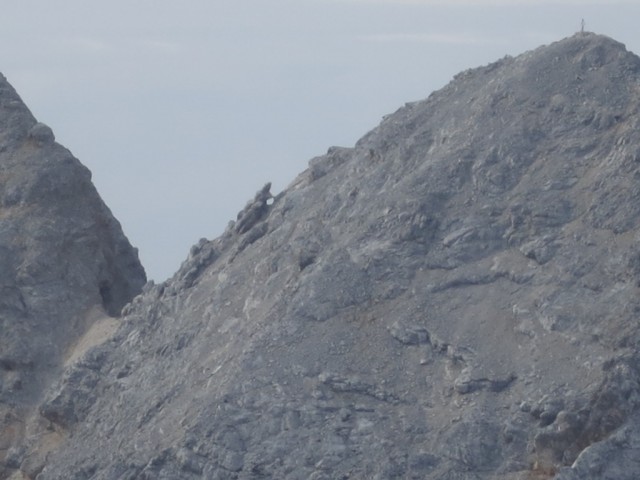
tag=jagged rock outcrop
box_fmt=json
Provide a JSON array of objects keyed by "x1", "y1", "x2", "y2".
[
  {"x1": 0, "y1": 74, "x2": 146, "y2": 478},
  {"x1": 10, "y1": 32, "x2": 640, "y2": 479}
]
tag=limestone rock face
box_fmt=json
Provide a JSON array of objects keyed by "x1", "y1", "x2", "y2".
[
  {"x1": 8, "y1": 33, "x2": 640, "y2": 479},
  {"x1": 0, "y1": 74, "x2": 146, "y2": 478}
]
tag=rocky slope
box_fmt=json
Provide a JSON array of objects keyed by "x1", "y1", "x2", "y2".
[
  {"x1": 0, "y1": 74, "x2": 146, "y2": 478},
  {"x1": 5, "y1": 32, "x2": 640, "y2": 479}
]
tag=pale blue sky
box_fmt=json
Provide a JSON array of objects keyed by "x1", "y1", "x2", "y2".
[{"x1": 2, "y1": 1, "x2": 639, "y2": 280}]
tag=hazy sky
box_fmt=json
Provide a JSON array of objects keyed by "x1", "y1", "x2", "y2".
[{"x1": 2, "y1": 1, "x2": 640, "y2": 280}]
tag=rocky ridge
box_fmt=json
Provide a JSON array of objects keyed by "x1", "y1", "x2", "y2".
[
  {"x1": 0, "y1": 74, "x2": 146, "y2": 478},
  {"x1": 4, "y1": 32, "x2": 640, "y2": 479}
]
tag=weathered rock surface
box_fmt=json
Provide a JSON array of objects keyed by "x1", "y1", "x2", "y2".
[
  {"x1": 0, "y1": 74, "x2": 146, "y2": 478},
  {"x1": 6, "y1": 32, "x2": 640, "y2": 479}
]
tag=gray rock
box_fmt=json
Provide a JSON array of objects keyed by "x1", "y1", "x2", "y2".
[
  {"x1": 10, "y1": 32, "x2": 640, "y2": 480},
  {"x1": 234, "y1": 182, "x2": 273, "y2": 234},
  {"x1": 0, "y1": 73, "x2": 145, "y2": 476},
  {"x1": 388, "y1": 320, "x2": 430, "y2": 345},
  {"x1": 27, "y1": 122, "x2": 54, "y2": 145}
]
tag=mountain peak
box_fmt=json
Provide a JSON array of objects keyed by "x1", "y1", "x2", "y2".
[
  {"x1": 0, "y1": 73, "x2": 146, "y2": 478},
  {"x1": 5, "y1": 34, "x2": 640, "y2": 480},
  {"x1": 518, "y1": 31, "x2": 636, "y2": 72}
]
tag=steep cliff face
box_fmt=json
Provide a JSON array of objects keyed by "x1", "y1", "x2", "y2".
[
  {"x1": 0, "y1": 74, "x2": 146, "y2": 478},
  {"x1": 7, "y1": 32, "x2": 640, "y2": 479}
]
